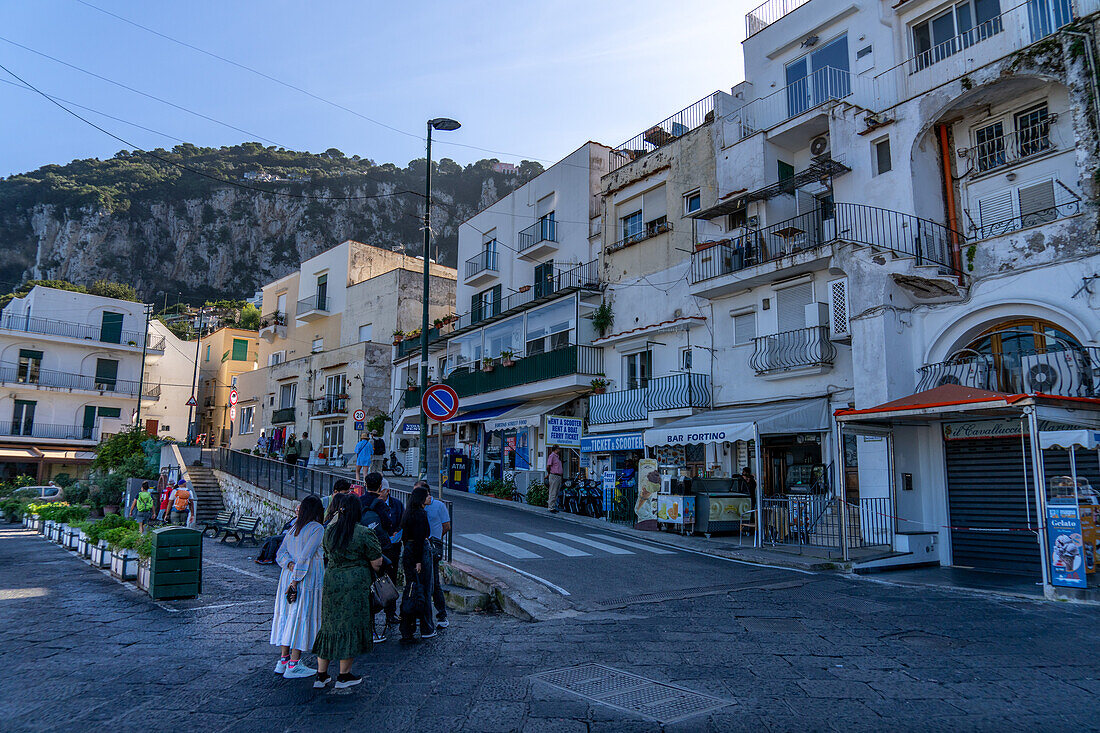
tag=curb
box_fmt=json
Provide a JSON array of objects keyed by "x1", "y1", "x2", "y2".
[{"x1": 441, "y1": 559, "x2": 546, "y2": 622}]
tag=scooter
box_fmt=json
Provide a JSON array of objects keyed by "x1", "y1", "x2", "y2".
[
  {"x1": 580, "y1": 477, "x2": 604, "y2": 518},
  {"x1": 561, "y1": 478, "x2": 582, "y2": 514},
  {"x1": 381, "y1": 451, "x2": 405, "y2": 476}
]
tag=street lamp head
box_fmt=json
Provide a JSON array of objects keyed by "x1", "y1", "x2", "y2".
[{"x1": 428, "y1": 117, "x2": 461, "y2": 131}]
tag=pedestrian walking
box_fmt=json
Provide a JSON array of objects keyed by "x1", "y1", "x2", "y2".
[
  {"x1": 284, "y1": 433, "x2": 299, "y2": 481},
  {"x1": 546, "y1": 445, "x2": 564, "y2": 513},
  {"x1": 422, "y1": 482, "x2": 451, "y2": 628},
  {"x1": 322, "y1": 478, "x2": 352, "y2": 514},
  {"x1": 354, "y1": 433, "x2": 373, "y2": 483},
  {"x1": 129, "y1": 481, "x2": 155, "y2": 533},
  {"x1": 311, "y1": 494, "x2": 383, "y2": 690},
  {"x1": 271, "y1": 495, "x2": 325, "y2": 679},
  {"x1": 167, "y1": 479, "x2": 193, "y2": 526},
  {"x1": 157, "y1": 484, "x2": 172, "y2": 522},
  {"x1": 297, "y1": 432, "x2": 313, "y2": 483},
  {"x1": 399, "y1": 486, "x2": 435, "y2": 643},
  {"x1": 370, "y1": 431, "x2": 386, "y2": 474},
  {"x1": 362, "y1": 472, "x2": 401, "y2": 629}
]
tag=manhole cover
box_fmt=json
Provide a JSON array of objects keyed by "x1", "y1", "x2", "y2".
[
  {"x1": 740, "y1": 618, "x2": 807, "y2": 633},
  {"x1": 531, "y1": 664, "x2": 731, "y2": 724}
]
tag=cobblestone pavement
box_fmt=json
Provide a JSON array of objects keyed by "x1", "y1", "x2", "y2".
[{"x1": 4, "y1": 524, "x2": 1099, "y2": 732}]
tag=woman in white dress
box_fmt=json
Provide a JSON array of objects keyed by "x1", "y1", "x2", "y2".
[{"x1": 271, "y1": 495, "x2": 325, "y2": 679}]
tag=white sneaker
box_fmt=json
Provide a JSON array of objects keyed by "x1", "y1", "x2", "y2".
[
  {"x1": 373, "y1": 631, "x2": 387, "y2": 643},
  {"x1": 421, "y1": 630, "x2": 437, "y2": 639},
  {"x1": 283, "y1": 661, "x2": 317, "y2": 679},
  {"x1": 436, "y1": 618, "x2": 449, "y2": 628},
  {"x1": 274, "y1": 657, "x2": 289, "y2": 674}
]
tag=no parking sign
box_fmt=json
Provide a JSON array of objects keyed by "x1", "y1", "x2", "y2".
[{"x1": 421, "y1": 384, "x2": 459, "y2": 422}]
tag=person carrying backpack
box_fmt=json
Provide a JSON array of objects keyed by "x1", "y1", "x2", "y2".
[
  {"x1": 168, "y1": 479, "x2": 193, "y2": 526},
  {"x1": 129, "y1": 481, "x2": 155, "y2": 533},
  {"x1": 370, "y1": 432, "x2": 386, "y2": 474},
  {"x1": 359, "y1": 489, "x2": 395, "y2": 642},
  {"x1": 362, "y1": 472, "x2": 401, "y2": 629}
]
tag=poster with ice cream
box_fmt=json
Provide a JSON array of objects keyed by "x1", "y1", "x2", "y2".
[
  {"x1": 1046, "y1": 505, "x2": 1087, "y2": 588},
  {"x1": 635, "y1": 458, "x2": 660, "y2": 530}
]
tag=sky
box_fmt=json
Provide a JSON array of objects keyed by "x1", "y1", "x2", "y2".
[{"x1": 0, "y1": 0, "x2": 756, "y2": 177}]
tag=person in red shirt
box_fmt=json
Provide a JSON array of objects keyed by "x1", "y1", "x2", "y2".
[
  {"x1": 158, "y1": 486, "x2": 172, "y2": 521},
  {"x1": 546, "y1": 445, "x2": 563, "y2": 514}
]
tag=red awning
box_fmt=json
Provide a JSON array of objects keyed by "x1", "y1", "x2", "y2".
[{"x1": 835, "y1": 385, "x2": 1100, "y2": 422}]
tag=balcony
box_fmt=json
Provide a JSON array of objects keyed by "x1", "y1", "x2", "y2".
[
  {"x1": 0, "y1": 422, "x2": 98, "y2": 442},
  {"x1": 606, "y1": 219, "x2": 672, "y2": 255},
  {"x1": 609, "y1": 92, "x2": 717, "y2": 174},
  {"x1": 465, "y1": 249, "x2": 499, "y2": 286},
  {"x1": 395, "y1": 327, "x2": 441, "y2": 359},
  {"x1": 0, "y1": 363, "x2": 161, "y2": 399},
  {"x1": 917, "y1": 346, "x2": 1100, "y2": 398},
  {"x1": 733, "y1": 66, "x2": 875, "y2": 141},
  {"x1": 750, "y1": 326, "x2": 836, "y2": 377},
  {"x1": 310, "y1": 396, "x2": 348, "y2": 418},
  {"x1": 691, "y1": 203, "x2": 963, "y2": 298},
  {"x1": 969, "y1": 183, "x2": 1081, "y2": 242},
  {"x1": 745, "y1": 0, "x2": 813, "y2": 37},
  {"x1": 589, "y1": 373, "x2": 712, "y2": 425},
  {"x1": 404, "y1": 345, "x2": 603, "y2": 407},
  {"x1": 272, "y1": 407, "x2": 296, "y2": 424},
  {"x1": 295, "y1": 294, "x2": 329, "y2": 322},
  {"x1": 517, "y1": 219, "x2": 558, "y2": 261},
  {"x1": 0, "y1": 312, "x2": 165, "y2": 351},
  {"x1": 259, "y1": 312, "x2": 287, "y2": 341}
]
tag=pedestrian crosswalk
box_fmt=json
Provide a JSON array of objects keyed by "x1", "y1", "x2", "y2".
[{"x1": 456, "y1": 530, "x2": 678, "y2": 561}]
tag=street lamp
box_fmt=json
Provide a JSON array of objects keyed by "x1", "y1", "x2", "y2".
[{"x1": 420, "y1": 117, "x2": 461, "y2": 482}]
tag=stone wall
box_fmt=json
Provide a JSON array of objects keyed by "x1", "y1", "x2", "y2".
[{"x1": 213, "y1": 470, "x2": 297, "y2": 537}]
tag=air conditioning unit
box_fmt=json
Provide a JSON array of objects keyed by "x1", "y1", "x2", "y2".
[
  {"x1": 827, "y1": 279, "x2": 850, "y2": 341},
  {"x1": 936, "y1": 359, "x2": 990, "y2": 389},
  {"x1": 457, "y1": 423, "x2": 475, "y2": 442},
  {"x1": 1021, "y1": 351, "x2": 1092, "y2": 396},
  {"x1": 810, "y1": 134, "x2": 831, "y2": 157}
]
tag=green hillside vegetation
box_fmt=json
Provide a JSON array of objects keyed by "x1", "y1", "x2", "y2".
[{"x1": 0, "y1": 278, "x2": 139, "y2": 310}]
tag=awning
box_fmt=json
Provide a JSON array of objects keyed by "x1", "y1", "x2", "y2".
[
  {"x1": 0, "y1": 447, "x2": 41, "y2": 461},
  {"x1": 643, "y1": 398, "x2": 830, "y2": 447},
  {"x1": 485, "y1": 397, "x2": 575, "y2": 433},
  {"x1": 38, "y1": 449, "x2": 96, "y2": 462},
  {"x1": 1039, "y1": 430, "x2": 1100, "y2": 450},
  {"x1": 444, "y1": 403, "x2": 520, "y2": 425}
]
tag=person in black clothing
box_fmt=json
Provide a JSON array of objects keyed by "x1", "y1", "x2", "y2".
[
  {"x1": 741, "y1": 467, "x2": 757, "y2": 495},
  {"x1": 398, "y1": 486, "x2": 434, "y2": 643},
  {"x1": 361, "y1": 472, "x2": 401, "y2": 627}
]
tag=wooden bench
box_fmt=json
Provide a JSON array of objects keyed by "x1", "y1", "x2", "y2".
[
  {"x1": 199, "y1": 510, "x2": 234, "y2": 538},
  {"x1": 220, "y1": 515, "x2": 261, "y2": 546}
]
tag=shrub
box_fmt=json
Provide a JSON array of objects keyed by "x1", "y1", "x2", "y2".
[
  {"x1": 475, "y1": 478, "x2": 516, "y2": 500},
  {"x1": 64, "y1": 481, "x2": 91, "y2": 506},
  {"x1": 35, "y1": 502, "x2": 71, "y2": 521},
  {"x1": 135, "y1": 534, "x2": 153, "y2": 559},
  {"x1": 102, "y1": 527, "x2": 132, "y2": 549},
  {"x1": 85, "y1": 513, "x2": 137, "y2": 543},
  {"x1": 526, "y1": 481, "x2": 548, "y2": 508},
  {"x1": 61, "y1": 506, "x2": 90, "y2": 524}
]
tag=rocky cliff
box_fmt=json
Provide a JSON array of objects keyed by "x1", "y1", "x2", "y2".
[{"x1": 0, "y1": 143, "x2": 540, "y2": 302}]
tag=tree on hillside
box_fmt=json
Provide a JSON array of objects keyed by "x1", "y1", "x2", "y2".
[
  {"x1": 239, "y1": 303, "x2": 261, "y2": 330},
  {"x1": 88, "y1": 280, "x2": 140, "y2": 302}
]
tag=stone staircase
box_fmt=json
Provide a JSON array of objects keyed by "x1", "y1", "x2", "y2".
[
  {"x1": 840, "y1": 239, "x2": 968, "y2": 303},
  {"x1": 187, "y1": 465, "x2": 224, "y2": 523}
]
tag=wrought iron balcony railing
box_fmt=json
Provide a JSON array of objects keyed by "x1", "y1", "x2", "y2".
[
  {"x1": 606, "y1": 219, "x2": 672, "y2": 254},
  {"x1": 917, "y1": 346, "x2": 1100, "y2": 398},
  {"x1": 609, "y1": 92, "x2": 718, "y2": 173},
  {"x1": 259, "y1": 312, "x2": 287, "y2": 329},
  {"x1": 745, "y1": 0, "x2": 813, "y2": 37},
  {"x1": 750, "y1": 326, "x2": 836, "y2": 375},
  {"x1": 0, "y1": 422, "x2": 99, "y2": 441},
  {"x1": 0, "y1": 312, "x2": 164, "y2": 350},
  {"x1": 310, "y1": 397, "x2": 348, "y2": 417},
  {"x1": 465, "y1": 249, "x2": 499, "y2": 279},
  {"x1": 272, "y1": 407, "x2": 296, "y2": 424},
  {"x1": 588, "y1": 373, "x2": 712, "y2": 425},
  {"x1": 518, "y1": 220, "x2": 558, "y2": 252},
  {"x1": 961, "y1": 118, "x2": 1057, "y2": 175},
  {"x1": 448, "y1": 260, "x2": 600, "y2": 333},
  {"x1": 0, "y1": 363, "x2": 160, "y2": 399},
  {"x1": 970, "y1": 183, "x2": 1080, "y2": 242}
]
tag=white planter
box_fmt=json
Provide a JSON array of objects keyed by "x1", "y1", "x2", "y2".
[
  {"x1": 22, "y1": 515, "x2": 29, "y2": 528},
  {"x1": 55, "y1": 523, "x2": 69, "y2": 544},
  {"x1": 136, "y1": 559, "x2": 151, "y2": 591},
  {"x1": 63, "y1": 527, "x2": 80, "y2": 550},
  {"x1": 41, "y1": 519, "x2": 52, "y2": 537},
  {"x1": 77, "y1": 533, "x2": 90, "y2": 558},
  {"x1": 111, "y1": 549, "x2": 139, "y2": 580},
  {"x1": 90, "y1": 540, "x2": 111, "y2": 568},
  {"x1": 31, "y1": 517, "x2": 41, "y2": 532}
]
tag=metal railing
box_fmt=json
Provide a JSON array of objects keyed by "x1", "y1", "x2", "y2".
[
  {"x1": 589, "y1": 373, "x2": 712, "y2": 425},
  {"x1": 761, "y1": 495, "x2": 838, "y2": 552},
  {"x1": 0, "y1": 312, "x2": 164, "y2": 350},
  {"x1": 606, "y1": 220, "x2": 672, "y2": 254},
  {"x1": 518, "y1": 219, "x2": 558, "y2": 252},
  {"x1": 609, "y1": 92, "x2": 717, "y2": 173},
  {"x1": 395, "y1": 327, "x2": 441, "y2": 358},
  {"x1": 0, "y1": 363, "x2": 161, "y2": 399},
  {"x1": 310, "y1": 396, "x2": 348, "y2": 417},
  {"x1": 296, "y1": 294, "x2": 328, "y2": 314},
  {"x1": 449, "y1": 260, "x2": 600, "y2": 333},
  {"x1": 211, "y1": 447, "x2": 452, "y2": 561},
  {"x1": 259, "y1": 312, "x2": 286, "y2": 329},
  {"x1": 917, "y1": 345, "x2": 1100, "y2": 397},
  {"x1": 0, "y1": 422, "x2": 98, "y2": 441},
  {"x1": 692, "y1": 202, "x2": 963, "y2": 284},
  {"x1": 272, "y1": 407, "x2": 296, "y2": 424},
  {"x1": 465, "y1": 248, "x2": 499, "y2": 279},
  {"x1": 735, "y1": 66, "x2": 872, "y2": 140},
  {"x1": 745, "y1": 0, "x2": 813, "y2": 37},
  {"x1": 851, "y1": 498, "x2": 894, "y2": 549},
  {"x1": 962, "y1": 118, "x2": 1057, "y2": 174},
  {"x1": 750, "y1": 326, "x2": 836, "y2": 375},
  {"x1": 969, "y1": 184, "x2": 1080, "y2": 241}
]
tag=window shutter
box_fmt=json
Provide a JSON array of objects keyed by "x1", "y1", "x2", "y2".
[
  {"x1": 94, "y1": 358, "x2": 119, "y2": 388},
  {"x1": 734, "y1": 313, "x2": 757, "y2": 344},
  {"x1": 1018, "y1": 180, "x2": 1056, "y2": 226},
  {"x1": 827, "y1": 278, "x2": 850, "y2": 340},
  {"x1": 978, "y1": 190, "x2": 1014, "y2": 229},
  {"x1": 776, "y1": 282, "x2": 813, "y2": 332},
  {"x1": 643, "y1": 185, "x2": 666, "y2": 222},
  {"x1": 231, "y1": 338, "x2": 249, "y2": 361}
]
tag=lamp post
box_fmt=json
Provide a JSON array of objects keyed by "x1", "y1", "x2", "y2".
[{"x1": 420, "y1": 117, "x2": 461, "y2": 481}]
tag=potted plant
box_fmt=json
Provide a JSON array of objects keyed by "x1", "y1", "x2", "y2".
[
  {"x1": 590, "y1": 377, "x2": 610, "y2": 395},
  {"x1": 392, "y1": 330, "x2": 405, "y2": 345},
  {"x1": 592, "y1": 301, "x2": 614, "y2": 338},
  {"x1": 135, "y1": 534, "x2": 153, "y2": 592},
  {"x1": 405, "y1": 328, "x2": 421, "y2": 341},
  {"x1": 74, "y1": 521, "x2": 92, "y2": 557},
  {"x1": 433, "y1": 318, "x2": 444, "y2": 330},
  {"x1": 406, "y1": 379, "x2": 418, "y2": 392},
  {"x1": 481, "y1": 357, "x2": 495, "y2": 373},
  {"x1": 500, "y1": 349, "x2": 516, "y2": 367},
  {"x1": 109, "y1": 529, "x2": 141, "y2": 581},
  {"x1": 518, "y1": 285, "x2": 531, "y2": 293}
]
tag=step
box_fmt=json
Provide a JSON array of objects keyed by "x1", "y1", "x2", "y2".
[{"x1": 442, "y1": 585, "x2": 492, "y2": 614}]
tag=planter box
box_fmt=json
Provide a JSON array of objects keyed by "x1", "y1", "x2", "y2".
[
  {"x1": 31, "y1": 517, "x2": 41, "y2": 532},
  {"x1": 55, "y1": 523, "x2": 69, "y2": 544},
  {"x1": 90, "y1": 540, "x2": 111, "y2": 568},
  {"x1": 111, "y1": 550, "x2": 139, "y2": 580},
  {"x1": 136, "y1": 559, "x2": 151, "y2": 592},
  {"x1": 63, "y1": 526, "x2": 81, "y2": 550},
  {"x1": 40, "y1": 519, "x2": 51, "y2": 536},
  {"x1": 22, "y1": 516, "x2": 29, "y2": 528},
  {"x1": 77, "y1": 533, "x2": 90, "y2": 558}
]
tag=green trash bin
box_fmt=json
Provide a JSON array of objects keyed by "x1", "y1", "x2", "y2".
[{"x1": 149, "y1": 526, "x2": 202, "y2": 600}]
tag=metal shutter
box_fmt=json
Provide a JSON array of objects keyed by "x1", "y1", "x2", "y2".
[
  {"x1": 643, "y1": 185, "x2": 667, "y2": 222},
  {"x1": 733, "y1": 312, "x2": 756, "y2": 344},
  {"x1": 1018, "y1": 180, "x2": 1057, "y2": 226},
  {"x1": 776, "y1": 282, "x2": 813, "y2": 332},
  {"x1": 978, "y1": 190, "x2": 1014, "y2": 229}
]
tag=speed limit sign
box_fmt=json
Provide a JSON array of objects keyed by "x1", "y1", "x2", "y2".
[
  {"x1": 229, "y1": 389, "x2": 238, "y2": 406},
  {"x1": 353, "y1": 409, "x2": 366, "y2": 422}
]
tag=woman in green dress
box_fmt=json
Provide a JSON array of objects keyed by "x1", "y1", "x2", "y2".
[{"x1": 311, "y1": 493, "x2": 383, "y2": 689}]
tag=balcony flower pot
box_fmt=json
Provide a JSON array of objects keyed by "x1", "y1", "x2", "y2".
[
  {"x1": 90, "y1": 540, "x2": 111, "y2": 569},
  {"x1": 136, "y1": 559, "x2": 151, "y2": 592},
  {"x1": 502, "y1": 359, "x2": 515, "y2": 367},
  {"x1": 518, "y1": 285, "x2": 531, "y2": 293},
  {"x1": 111, "y1": 549, "x2": 139, "y2": 581},
  {"x1": 481, "y1": 365, "x2": 494, "y2": 373},
  {"x1": 592, "y1": 387, "x2": 607, "y2": 395}
]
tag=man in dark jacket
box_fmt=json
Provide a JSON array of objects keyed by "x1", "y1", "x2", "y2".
[{"x1": 362, "y1": 472, "x2": 402, "y2": 626}]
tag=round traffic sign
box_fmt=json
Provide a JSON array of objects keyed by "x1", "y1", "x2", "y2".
[
  {"x1": 353, "y1": 409, "x2": 366, "y2": 422},
  {"x1": 421, "y1": 384, "x2": 459, "y2": 422},
  {"x1": 229, "y1": 389, "x2": 238, "y2": 406}
]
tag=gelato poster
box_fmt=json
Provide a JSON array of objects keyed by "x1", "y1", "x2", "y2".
[
  {"x1": 635, "y1": 458, "x2": 660, "y2": 530},
  {"x1": 1046, "y1": 505, "x2": 1087, "y2": 589}
]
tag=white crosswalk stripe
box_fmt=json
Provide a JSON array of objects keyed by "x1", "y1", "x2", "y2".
[
  {"x1": 587, "y1": 534, "x2": 677, "y2": 554},
  {"x1": 459, "y1": 533, "x2": 542, "y2": 559},
  {"x1": 547, "y1": 532, "x2": 635, "y2": 555},
  {"x1": 507, "y1": 532, "x2": 591, "y2": 557}
]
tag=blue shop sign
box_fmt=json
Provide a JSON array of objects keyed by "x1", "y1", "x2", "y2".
[
  {"x1": 1047, "y1": 504, "x2": 1087, "y2": 588},
  {"x1": 580, "y1": 432, "x2": 644, "y2": 453}
]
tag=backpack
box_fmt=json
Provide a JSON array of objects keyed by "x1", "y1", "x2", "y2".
[
  {"x1": 360, "y1": 508, "x2": 392, "y2": 553},
  {"x1": 373, "y1": 437, "x2": 385, "y2": 454},
  {"x1": 136, "y1": 491, "x2": 154, "y2": 511},
  {"x1": 173, "y1": 488, "x2": 191, "y2": 511}
]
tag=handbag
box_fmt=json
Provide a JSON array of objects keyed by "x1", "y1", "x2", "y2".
[
  {"x1": 400, "y1": 580, "x2": 427, "y2": 618},
  {"x1": 285, "y1": 583, "x2": 298, "y2": 605},
  {"x1": 370, "y1": 575, "x2": 399, "y2": 608}
]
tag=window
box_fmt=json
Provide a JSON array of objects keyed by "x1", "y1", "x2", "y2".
[
  {"x1": 239, "y1": 406, "x2": 255, "y2": 435},
  {"x1": 1019, "y1": 180, "x2": 1057, "y2": 227},
  {"x1": 777, "y1": 160, "x2": 794, "y2": 182},
  {"x1": 974, "y1": 120, "x2": 1006, "y2": 172},
  {"x1": 623, "y1": 351, "x2": 652, "y2": 390},
  {"x1": 358, "y1": 324, "x2": 373, "y2": 342},
  {"x1": 728, "y1": 207, "x2": 748, "y2": 230},
  {"x1": 269, "y1": 351, "x2": 286, "y2": 366},
  {"x1": 315, "y1": 273, "x2": 328, "y2": 311},
  {"x1": 525, "y1": 298, "x2": 575, "y2": 356},
  {"x1": 785, "y1": 35, "x2": 849, "y2": 117},
  {"x1": 681, "y1": 347, "x2": 693, "y2": 371},
  {"x1": 539, "y1": 211, "x2": 556, "y2": 242},
  {"x1": 976, "y1": 178, "x2": 1060, "y2": 236},
  {"x1": 912, "y1": 1, "x2": 1002, "y2": 71},
  {"x1": 94, "y1": 358, "x2": 119, "y2": 391},
  {"x1": 324, "y1": 373, "x2": 347, "y2": 413},
  {"x1": 17, "y1": 349, "x2": 42, "y2": 384},
  {"x1": 684, "y1": 191, "x2": 701, "y2": 215},
  {"x1": 873, "y1": 138, "x2": 892, "y2": 175},
  {"x1": 482, "y1": 237, "x2": 498, "y2": 270},
  {"x1": 12, "y1": 400, "x2": 35, "y2": 436},
  {"x1": 534, "y1": 261, "x2": 555, "y2": 299},
  {"x1": 231, "y1": 338, "x2": 249, "y2": 361},
  {"x1": 471, "y1": 285, "x2": 501, "y2": 323},
  {"x1": 621, "y1": 210, "x2": 643, "y2": 243},
  {"x1": 321, "y1": 420, "x2": 345, "y2": 456},
  {"x1": 311, "y1": 337, "x2": 324, "y2": 353},
  {"x1": 100, "y1": 311, "x2": 123, "y2": 344},
  {"x1": 279, "y1": 382, "x2": 297, "y2": 410},
  {"x1": 205, "y1": 344, "x2": 211, "y2": 362},
  {"x1": 733, "y1": 312, "x2": 757, "y2": 344},
  {"x1": 962, "y1": 317, "x2": 1081, "y2": 392},
  {"x1": 1015, "y1": 104, "x2": 1051, "y2": 158},
  {"x1": 276, "y1": 293, "x2": 287, "y2": 316}
]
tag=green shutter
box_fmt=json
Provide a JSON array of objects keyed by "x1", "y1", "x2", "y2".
[
  {"x1": 100, "y1": 312, "x2": 123, "y2": 343},
  {"x1": 231, "y1": 338, "x2": 249, "y2": 361},
  {"x1": 18, "y1": 349, "x2": 43, "y2": 361},
  {"x1": 98, "y1": 407, "x2": 121, "y2": 419},
  {"x1": 94, "y1": 359, "x2": 119, "y2": 388}
]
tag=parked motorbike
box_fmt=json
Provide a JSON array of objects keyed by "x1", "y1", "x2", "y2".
[
  {"x1": 580, "y1": 477, "x2": 604, "y2": 518},
  {"x1": 381, "y1": 451, "x2": 405, "y2": 476},
  {"x1": 561, "y1": 478, "x2": 582, "y2": 514}
]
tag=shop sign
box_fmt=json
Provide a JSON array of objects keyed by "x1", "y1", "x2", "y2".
[
  {"x1": 1046, "y1": 504, "x2": 1087, "y2": 588},
  {"x1": 943, "y1": 419, "x2": 1071, "y2": 441},
  {"x1": 657, "y1": 495, "x2": 695, "y2": 525},
  {"x1": 602, "y1": 470, "x2": 616, "y2": 513},
  {"x1": 636, "y1": 458, "x2": 660, "y2": 527},
  {"x1": 402, "y1": 422, "x2": 421, "y2": 435},
  {"x1": 544, "y1": 415, "x2": 581, "y2": 448},
  {"x1": 580, "y1": 432, "x2": 644, "y2": 453}
]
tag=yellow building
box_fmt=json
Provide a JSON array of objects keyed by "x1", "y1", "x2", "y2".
[{"x1": 197, "y1": 326, "x2": 258, "y2": 446}]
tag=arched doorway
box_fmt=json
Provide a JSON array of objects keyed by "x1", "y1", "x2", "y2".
[{"x1": 948, "y1": 318, "x2": 1088, "y2": 395}]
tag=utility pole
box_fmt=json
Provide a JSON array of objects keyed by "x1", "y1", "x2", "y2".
[
  {"x1": 187, "y1": 307, "x2": 205, "y2": 443},
  {"x1": 136, "y1": 303, "x2": 151, "y2": 430}
]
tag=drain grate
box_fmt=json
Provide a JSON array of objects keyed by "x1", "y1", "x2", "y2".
[{"x1": 530, "y1": 664, "x2": 731, "y2": 724}]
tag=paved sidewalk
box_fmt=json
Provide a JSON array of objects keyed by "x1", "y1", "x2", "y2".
[{"x1": 4, "y1": 524, "x2": 1100, "y2": 731}]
